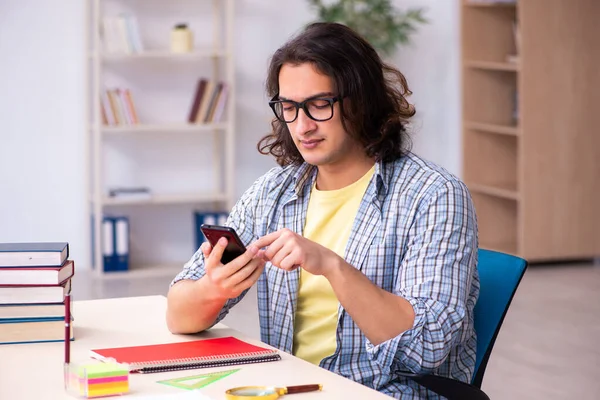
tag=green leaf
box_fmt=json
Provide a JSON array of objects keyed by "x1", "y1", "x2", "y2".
[{"x1": 308, "y1": 0, "x2": 427, "y2": 56}]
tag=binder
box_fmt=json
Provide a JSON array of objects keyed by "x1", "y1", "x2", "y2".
[
  {"x1": 217, "y1": 213, "x2": 228, "y2": 226},
  {"x1": 102, "y1": 216, "x2": 130, "y2": 272},
  {"x1": 102, "y1": 217, "x2": 115, "y2": 271},
  {"x1": 193, "y1": 211, "x2": 229, "y2": 251},
  {"x1": 114, "y1": 217, "x2": 129, "y2": 271}
]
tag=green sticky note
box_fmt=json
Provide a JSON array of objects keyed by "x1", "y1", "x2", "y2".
[
  {"x1": 78, "y1": 363, "x2": 129, "y2": 378},
  {"x1": 157, "y1": 369, "x2": 240, "y2": 390}
]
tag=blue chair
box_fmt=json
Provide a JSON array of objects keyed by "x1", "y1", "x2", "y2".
[{"x1": 398, "y1": 249, "x2": 528, "y2": 400}]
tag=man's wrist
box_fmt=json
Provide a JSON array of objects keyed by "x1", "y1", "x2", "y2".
[
  {"x1": 197, "y1": 276, "x2": 228, "y2": 304},
  {"x1": 323, "y1": 253, "x2": 347, "y2": 282}
]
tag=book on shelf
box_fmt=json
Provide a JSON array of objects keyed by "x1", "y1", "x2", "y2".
[
  {"x1": 188, "y1": 79, "x2": 229, "y2": 124},
  {"x1": 188, "y1": 79, "x2": 208, "y2": 123},
  {"x1": 102, "y1": 88, "x2": 140, "y2": 126},
  {"x1": 0, "y1": 259, "x2": 74, "y2": 286},
  {"x1": 506, "y1": 19, "x2": 521, "y2": 64},
  {"x1": 211, "y1": 84, "x2": 229, "y2": 123},
  {"x1": 102, "y1": 13, "x2": 144, "y2": 55},
  {"x1": 0, "y1": 242, "x2": 68, "y2": 268},
  {"x1": 0, "y1": 278, "x2": 71, "y2": 305},
  {"x1": 108, "y1": 187, "x2": 151, "y2": 200},
  {"x1": 90, "y1": 336, "x2": 281, "y2": 373}
]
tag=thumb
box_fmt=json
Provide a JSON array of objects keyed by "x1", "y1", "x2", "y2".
[{"x1": 201, "y1": 241, "x2": 212, "y2": 257}]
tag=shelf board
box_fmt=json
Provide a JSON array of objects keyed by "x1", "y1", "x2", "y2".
[
  {"x1": 90, "y1": 50, "x2": 228, "y2": 61},
  {"x1": 93, "y1": 263, "x2": 184, "y2": 280},
  {"x1": 465, "y1": 121, "x2": 520, "y2": 136},
  {"x1": 100, "y1": 123, "x2": 227, "y2": 134},
  {"x1": 468, "y1": 183, "x2": 520, "y2": 201},
  {"x1": 102, "y1": 192, "x2": 228, "y2": 206},
  {"x1": 464, "y1": 60, "x2": 519, "y2": 71},
  {"x1": 464, "y1": 1, "x2": 516, "y2": 7}
]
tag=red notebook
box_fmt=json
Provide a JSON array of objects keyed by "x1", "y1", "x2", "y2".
[{"x1": 90, "y1": 336, "x2": 281, "y2": 373}]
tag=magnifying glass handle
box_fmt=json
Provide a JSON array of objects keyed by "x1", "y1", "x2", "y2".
[{"x1": 285, "y1": 384, "x2": 323, "y2": 394}]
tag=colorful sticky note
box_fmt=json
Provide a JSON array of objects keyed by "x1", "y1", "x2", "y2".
[{"x1": 66, "y1": 362, "x2": 130, "y2": 398}]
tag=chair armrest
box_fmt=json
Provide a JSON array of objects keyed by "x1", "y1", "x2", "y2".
[{"x1": 396, "y1": 371, "x2": 490, "y2": 400}]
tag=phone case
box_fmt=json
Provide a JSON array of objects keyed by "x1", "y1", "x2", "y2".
[{"x1": 200, "y1": 225, "x2": 246, "y2": 264}]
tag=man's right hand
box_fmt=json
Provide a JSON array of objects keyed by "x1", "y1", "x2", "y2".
[{"x1": 202, "y1": 237, "x2": 266, "y2": 300}]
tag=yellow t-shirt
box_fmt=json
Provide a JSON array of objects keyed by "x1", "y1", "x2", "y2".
[{"x1": 293, "y1": 165, "x2": 375, "y2": 365}]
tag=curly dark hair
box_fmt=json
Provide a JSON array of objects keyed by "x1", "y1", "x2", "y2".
[{"x1": 257, "y1": 22, "x2": 415, "y2": 166}]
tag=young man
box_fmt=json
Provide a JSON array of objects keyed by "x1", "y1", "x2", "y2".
[{"x1": 167, "y1": 22, "x2": 479, "y2": 399}]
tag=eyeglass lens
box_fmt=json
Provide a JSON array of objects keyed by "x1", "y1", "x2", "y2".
[{"x1": 273, "y1": 99, "x2": 333, "y2": 122}]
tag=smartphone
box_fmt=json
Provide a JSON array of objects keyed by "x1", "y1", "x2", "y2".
[{"x1": 200, "y1": 224, "x2": 247, "y2": 264}]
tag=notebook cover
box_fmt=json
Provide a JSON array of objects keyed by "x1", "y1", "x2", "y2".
[{"x1": 90, "y1": 336, "x2": 280, "y2": 372}]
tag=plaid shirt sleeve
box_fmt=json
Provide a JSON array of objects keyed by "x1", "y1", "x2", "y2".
[
  {"x1": 364, "y1": 179, "x2": 478, "y2": 374},
  {"x1": 169, "y1": 174, "x2": 266, "y2": 327}
]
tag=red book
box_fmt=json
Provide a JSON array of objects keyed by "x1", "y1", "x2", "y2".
[{"x1": 90, "y1": 336, "x2": 281, "y2": 373}]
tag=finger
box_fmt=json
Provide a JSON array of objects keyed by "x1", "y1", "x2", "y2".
[
  {"x1": 279, "y1": 248, "x2": 301, "y2": 271},
  {"x1": 269, "y1": 243, "x2": 291, "y2": 268},
  {"x1": 250, "y1": 230, "x2": 282, "y2": 250},
  {"x1": 264, "y1": 236, "x2": 289, "y2": 261},
  {"x1": 207, "y1": 237, "x2": 228, "y2": 266},
  {"x1": 235, "y1": 260, "x2": 266, "y2": 292},
  {"x1": 218, "y1": 244, "x2": 259, "y2": 275},
  {"x1": 223, "y1": 257, "x2": 263, "y2": 288},
  {"x1": 201, "y1": 241, "x2": 212, "y2": 257},
  {"x1": 257, "y1": 249, "x2": 267, "y2": 261}
]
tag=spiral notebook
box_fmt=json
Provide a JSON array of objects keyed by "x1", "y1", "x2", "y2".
[{"x1": 90, "y1": 336, "x2": 281, "y2": 373}]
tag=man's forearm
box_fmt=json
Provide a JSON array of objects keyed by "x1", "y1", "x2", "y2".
[
  {"x1": 166, "y1": 277, "x2": 227, "y2": 334},
  {"x1": 325, "y1": 256, "x2": 415, "y2": 346}
]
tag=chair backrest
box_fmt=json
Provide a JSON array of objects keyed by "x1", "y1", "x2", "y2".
[{"x1": 471, "y1": 249, "x2": 527, "y2": 387}]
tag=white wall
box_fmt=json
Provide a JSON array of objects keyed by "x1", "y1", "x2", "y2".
[
  {"x1": 391, "y1": 0, "x2": 462, "y2": 176},
  {"x1": 0, "y1": 1, "x2": 89, "y2": 264},
  {"x1": 0, "y1": 0, "x2": 460, "y2": 269}
]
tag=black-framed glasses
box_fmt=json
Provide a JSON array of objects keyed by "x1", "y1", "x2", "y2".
[{"x1": 269, "y1": 95, "x2": 341, "y2": 123}]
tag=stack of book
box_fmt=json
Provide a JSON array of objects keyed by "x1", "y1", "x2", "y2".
[{"x1": 0, "y1": 242, "x2": 74, "y2": 345}]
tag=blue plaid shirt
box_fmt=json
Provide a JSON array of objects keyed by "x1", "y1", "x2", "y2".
[{"x1": 172, "y1": 153, "x2": 479, "y2": 399}]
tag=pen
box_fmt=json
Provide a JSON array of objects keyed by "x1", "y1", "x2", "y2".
[
  {"x1": 65, "y1": 293, "x2": 71, "y2": 364},
  {"x1": 63, "y1": 292, "x2": 71, "y2": 391}
]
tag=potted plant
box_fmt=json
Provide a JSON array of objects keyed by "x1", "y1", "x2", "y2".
[{"x1": 307, "y1": 0, "x2": 427, "y2": 56}]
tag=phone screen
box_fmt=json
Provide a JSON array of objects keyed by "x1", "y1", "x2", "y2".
[{"x1": 200, "y1": 224, "x2": 247, "y2": 264}]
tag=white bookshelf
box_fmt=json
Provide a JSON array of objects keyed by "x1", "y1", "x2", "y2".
[
  {"x1": 94, "y1": 263, "x2": 186, "y2": 281},
  {"x1": 90, "y1": 50, "x2": 229, "y2": 60},
  {"x1": 102, "y1": 192, "x2": 228, "y2": 206},
  {"x1": 86, "y1": 0, "x2": 236, "y2": 276},
  {"x1": 100, "y1": 123, "x2": 227, "y2": 134}
]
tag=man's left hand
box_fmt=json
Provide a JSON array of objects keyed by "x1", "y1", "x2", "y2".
[{"x1": 251, "y1": 228, "x2": 340, "y2": 276}]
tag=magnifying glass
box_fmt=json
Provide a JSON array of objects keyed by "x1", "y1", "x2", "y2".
[{"x1": 225, "y1": 384, "x2": 323, "y2": 400}]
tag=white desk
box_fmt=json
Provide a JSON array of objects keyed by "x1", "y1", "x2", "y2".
[{"x1": 0, "y1": 295, "x2": 390, "y2": 399}]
